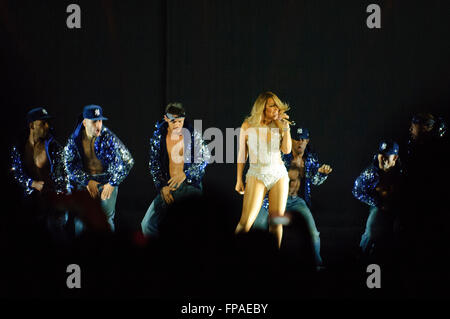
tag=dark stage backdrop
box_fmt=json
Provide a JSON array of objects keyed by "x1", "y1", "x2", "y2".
[
  {"x1": 1, "y1": 1, "x2": 449, "y2": 250},
  {"x1": 1, "y1": 0, "x2": 166, "y2": 214}
]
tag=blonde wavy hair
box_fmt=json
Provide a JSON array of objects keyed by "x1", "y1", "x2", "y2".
[{"x1": 245, "y1": 91, "x2": 289, "y2": 126}]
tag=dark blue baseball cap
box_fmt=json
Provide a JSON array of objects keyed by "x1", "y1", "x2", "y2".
[
  {"x1": 378, "y1": 140, "x2": 399, "y2": 156},
  {"x1": 26, "y1": 107, "x2": 53, "y2": 123},
  {"x1": 291, "y1": 126, "x2": 310, "y2": 140},
  {"x1": 83, "y1": 104, "x2": 108, "y2": 121}
]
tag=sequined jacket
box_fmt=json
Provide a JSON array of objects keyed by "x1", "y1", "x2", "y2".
[
  {"x1": 149, "y1": 120, "x2": 209, "y2": 192},
  {"x1": 352, "y1": 157, "x2": 402, "y2": 207},
  {"x1": 64, "y1": 123, "x2": 134, "y2": 187},
  {"x1": 10, "y1": 135, "x2": 69, "y2": 196},
  {"x1": 262, "y1": 151, "x2": 328, "y2": 209}
]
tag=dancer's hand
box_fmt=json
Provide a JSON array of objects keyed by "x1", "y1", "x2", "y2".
[
  {"x1": 86, "y1": 180, "x2": 100, "y2": 198},
  {"x1": 101, "y1": 183, "x2": 115, "y2": 200},
  {"x1": 31, "y1": 180, "x2": 44, "y2": 192},
  {"x1": 161, "y1": 186, "x2": 174, "y2": 204},
  {"x1": 318, "y1": 164, "x2": 333, "y2": 174},
  {"x1": 235, "y1": 180, "x2": 245, "y2": 195},
  {"x1": 168, "y1": 172, "x2": 186, "y2": 190}
]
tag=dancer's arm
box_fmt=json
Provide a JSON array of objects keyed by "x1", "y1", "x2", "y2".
[
  {"x1": 104, "y1": 129, "x2": 135, "y2": 187},
  {"x1": 352, "y1": 167, "x2": 379, "y2": 207},
  {"x1": 10, "y1": 145, "x2": 35, "y2": 194},
  {"x1": 149, "y1": 123, "x2": 167, "y2": 192},
  {"x1": 184, "y1": 129, "x2": 210, "y2": 185},
  {"x1": 50, "y1": 139, "x2": 71, "y2": 194},
  {"x1": 308, "y1": 153, "x2": 331, "y2": 186}
]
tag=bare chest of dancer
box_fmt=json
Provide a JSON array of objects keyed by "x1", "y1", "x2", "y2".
[
  {"x1": 288, "y1": 155, "x2": 305, "y2": 196},
  {"x1": 81, "y1": 135, "x2": 104, "y2": 175},
  {"x1": 166, "y1": 133, "x2": 184, "y2": 178},
  {"x1": 24, "y1": 141, "x2": 51, "y2": 183}
]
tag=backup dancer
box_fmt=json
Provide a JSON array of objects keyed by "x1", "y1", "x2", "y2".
[
  {"x1": 141, "y1": 102, "x2": 210, "y2": 236},
  {"x1": 10, "y1": 107, "x2": 70, "y2": 238},
  {"x1": 64, "y1": 104, "x2": 134, "y2": 231},
  {"x1": 353, "y1": 140, "x2": 402, "y2": 259}
]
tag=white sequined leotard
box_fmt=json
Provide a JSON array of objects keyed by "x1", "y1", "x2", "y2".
[{"x1": 245, "y1": 122, "x2": 288, "y2": 190}]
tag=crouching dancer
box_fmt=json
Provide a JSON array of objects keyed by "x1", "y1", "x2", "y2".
[
  {"x1": 10, "y1": 107, "x2": 70, "y2": 240},
  {"x1": 352, "y1": 140, "x2": 402, "y2": 261},
  {"x1": 141, "y1": 102, "x2": 210, "y2": 236},
  {"x1": 64, "y1": 105, "x2": 134, "y2": 231}
]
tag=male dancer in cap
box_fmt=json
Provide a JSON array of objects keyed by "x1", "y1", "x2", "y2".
[
  {"x1": 141, "y1": 102, "x2": 210, "y2": 236},
  {"x1": 252, "y1": 126, "x2": 332, "y2": 267},
  {"x1": 64, "y1": 104, "x2": 134, "y2": 231},
  {"x1": 397, "y1": 114, "x2": 448, "y2": 292},
  {"x1": 10, "y1": 107, "x2": 70, "y2": 238},
  {"x1": 353, "y1": 140, "x2": 402, "y2": 259}
]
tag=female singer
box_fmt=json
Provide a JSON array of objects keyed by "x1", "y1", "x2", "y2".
[{"x1": 235, "y1": 91, "x2": 292, "y2": 248}]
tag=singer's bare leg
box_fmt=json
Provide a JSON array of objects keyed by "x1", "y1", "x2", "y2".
[
  {"x1": 268, "y1": 175, "x2": 289, "y2": 248},
  {"x1": 235, "y1": 176, "x2": 267, "y2": 233}
]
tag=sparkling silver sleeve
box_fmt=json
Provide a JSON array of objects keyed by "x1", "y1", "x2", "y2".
[
  {"x1": 50, "y1": 140, "x2": 71, "y2": 194},
  {"x1": 103, "y1": 130, "x2": 134, "y2": 186},
  {"x1": 184, "y1": 129, "x2": 210, "y2": 185},
  {"x1": 10, "y1": 145, "x2": 34, "y2": 195},
  {"x1": 306, "y1": 153, "x2": 328, "y2": 186},
  {"x1": 149, "y1": 122, "x2": 166, "y2": 192},
  {"x1": 352, "y1": 166, "x2": 379, "y2": 207}
]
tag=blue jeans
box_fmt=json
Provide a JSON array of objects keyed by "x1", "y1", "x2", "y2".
[
  {"x1": 75, "y1": 181, "x2": 118, "y2": 233},
  {"x1": 360, "y1": 206, "x2": 394, "y2": 256},
  {"x1": 98, "y1": 184, "x2": 118, "y2": 231},
  {"x1": 253, "y1": 195, "x2": 323, "y2": 266},
  {"x1": 141, "y1": 182, "x2": 202, "y2": 236}
]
